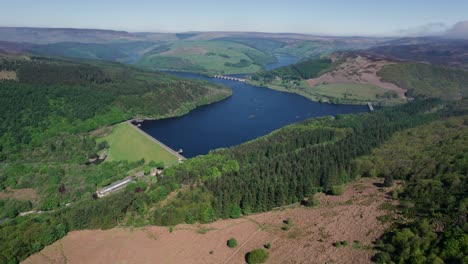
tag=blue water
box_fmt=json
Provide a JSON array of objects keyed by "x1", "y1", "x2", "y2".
[
  {"x1": 140, "y1": 57, "x2": 368, "y2": 158},
  {"x1": 264, "y1": 54, "x2": 299, "y2": 70}
]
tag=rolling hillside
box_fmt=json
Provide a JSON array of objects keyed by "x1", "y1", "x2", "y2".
[
  {"x1": 0, "y1": 53, "x2": 231, "y2": 263},
  {"x1": 0, "y1": 27, "x2": 386, "y2": 75},
  {"x1": 136, "y1": 40, "x2": 277, "y2": 74},
  {"x1": 250, "y1": 47, "x2": 468, "y2": 105}
]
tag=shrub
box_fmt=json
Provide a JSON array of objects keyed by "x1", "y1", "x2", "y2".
[
  {"x1": 330, "y1": 186, "x2": 344, "y2": 196},
  {"x1": 229, "y1": 205, "x2": 242, "y2": 218},
  {"x1": 383, "y1": 174, "x2": 394, "y2": 187},
  {"x1": 264, "y1": 243, "x2": 271, "y2": 249},
  {"x1": 246, "y1": 248, "x2": 269, "y2": 264},
  {"x1": 227, "y1": 238, "x2": 238, "y2": 248},
  {"x1": 301, "y1": 197, "x2": 318, "y2": 207},
  {"x1": 332, "y1": 241, "x2": 348, "y2": 247},
  {"x1": 144, "y1": 166, "x2": 151, "y2": 175}
]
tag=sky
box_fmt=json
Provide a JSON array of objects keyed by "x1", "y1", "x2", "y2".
[{"x1": 1, "y1": 0, "x2": 467, "y2": 36}]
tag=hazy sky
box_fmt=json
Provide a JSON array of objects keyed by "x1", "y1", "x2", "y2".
[{"x1": 1, "y1": 0, "x2": 467, "y2": 35}]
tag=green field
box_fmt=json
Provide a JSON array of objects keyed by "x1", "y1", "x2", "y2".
[
  {"x1": 310, "y1": 83, "x2": 405, "y2": 104},
  {"x1": 98, "y1": 122, "x2": 179, "y2": 165},
  {"x1": 249, "y1": 79, "x2": 405, "y2": 105},
  {"x1": 136, "y1": 40, "x2": 275, "y2": 74},
  {"x1": 250, "y1": 57, "x2": 407, "y2": 105}
]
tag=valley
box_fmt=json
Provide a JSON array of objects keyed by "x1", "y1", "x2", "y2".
[{"x1": 0, "y1": 21, "x2": 467, "y2": 264}]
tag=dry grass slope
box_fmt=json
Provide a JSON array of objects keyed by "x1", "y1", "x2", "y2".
[{"x1": 24, "y1": 178, "x2": 396, "y2": 264}]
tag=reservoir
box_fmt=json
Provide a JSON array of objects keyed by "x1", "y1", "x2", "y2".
[
  {"x1": 140, "y1": 57, "x2": 368, "y2": 158},
  {"x1": 140, "y1": 75, "x2": 368, "y2": 158},
  {"x1": 264, "y1": 54, "x2": 299, "y2": 70}
]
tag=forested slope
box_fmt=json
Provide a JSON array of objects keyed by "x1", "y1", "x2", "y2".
[
  {"x1": 1, "y1": 98, "x2": 466, "y2": 263},
  {"x1": 252, "y1": 58, "x2": 333, "y2": 82},
  {"x1": 0, "y1": 55, "x2": 231, "y2": 156},
  {"x1": 153, "y1": 99, "x2": 459, "y2": 223},
  {"x1": 0, "y1": 54, "x2": 232, "y2": 263},
  {"x1": 356, "y1": 115, "x2": 468, "y2": 263},
  {"x1": 378, "y1": 62, "x2": 468, "y2": 100}
]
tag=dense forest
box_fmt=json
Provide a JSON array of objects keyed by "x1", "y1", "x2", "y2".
[
  {"x1": 0, "y1": 54, "x2": 232, "y2": 263},
  {"x1": 252, "y1": 58, "x2": 333, "y2": 82},
  {"x1": 0, "y1": 56, "x2": 230, "y2": 155},
  {"x1": 153, "y1": 99, "x2": 460, "y2": 223},
  {"x1": 356, "y1": 116, "x2": 468, "y2": 263},
  {"x1": 1, "y1": 96, "x2": 466, "y2": 262},
  {"x1": 1, "y1": 51, "x2": 467, "y2": 263}
]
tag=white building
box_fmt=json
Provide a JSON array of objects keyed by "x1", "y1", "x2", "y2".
[{"x1": 96, "y1": 178, "x2": 133, "y2": 198}]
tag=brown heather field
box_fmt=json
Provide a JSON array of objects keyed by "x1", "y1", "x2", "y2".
[
  {"x1": 307, "y1": 56, "x2": 407, "y2": 99},
  {"x1": 24, "y1": 178, "x2": 396, "y2": 264},
  {"x1": 0, "y1": 71, "x2": 16, "y2": 80}
]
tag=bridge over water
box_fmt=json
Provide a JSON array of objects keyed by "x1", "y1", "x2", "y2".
[{"x1": 213, "y1": 75, "x2": 246, "y2": 82}]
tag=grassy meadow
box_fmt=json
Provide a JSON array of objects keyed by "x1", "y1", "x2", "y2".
[
  {"x1": 249, "y1": 79, "x2": 405, "y2": 105},
  {"x1": 98, "y1": 122, "x2": 179, "y2": 165},
  {"x1": 310, "y1": 83, "x2": 405, "y2": 104}
]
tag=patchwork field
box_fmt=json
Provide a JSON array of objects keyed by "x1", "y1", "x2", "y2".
[
  {"x1": 97, "y1": 122, "x2": 179, "y2": 165},
  {"x1": 136, "y1": 40, "x2": 275, "y2": 74},
  {"x1": 24, "y1": 178, "x2": 396, "y2": 264}
]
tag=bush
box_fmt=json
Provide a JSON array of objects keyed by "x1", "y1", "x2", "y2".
[
  {"x1": 229, "y1": 205, "x2": 242, "y2": 218},
  {"x1": 246, "y1": 248, "x2": 269, "y2": 264},
  {"x1": 144, "y1": 166, "x2": 151, "y2": 175},
  {"x1": 332, "y1": 186, "x2": 344, "y2": 195},
  {"x1": 383, "y1": 174, "x2": 394, "y2": 187},
  {"x1": 227, "y1": 238, "x2": 238, "y2": 248},
  {"x1": 332, "y1": 241, "x2": 348, "y2": 247},
  {"x1": 264, "y1": 243, "x2": 271, "y2": 249},
  {"x1": 301, "y1": 197, "x2": 318, "y2": 207},
  {"x1": 149, "y1": 160, "x2": 165, "y2": 170}
]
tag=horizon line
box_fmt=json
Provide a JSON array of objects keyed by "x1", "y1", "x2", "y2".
[{"x1": 0, "y1": 25, "x2": 432, "y2": 39}]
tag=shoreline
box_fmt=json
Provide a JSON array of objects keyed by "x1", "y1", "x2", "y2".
[
  {"x1": 163, "y1": 68, "x2": 391, "y2": 107},
  {"x1": 246, "y1": 79, "x2": 403, "y2": 107},
  {"x1": 126, "y1": 120, "x2": 186, "y2": 162}
]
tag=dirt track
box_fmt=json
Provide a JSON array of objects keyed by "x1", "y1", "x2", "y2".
[
  {"x1": 0, "y1": 70, "x2": 16, "y2": 80},
  {"x1": 0, "y1": 188, "x2": 37, "y2": 201},
  {"x1": 24, "y1": 178, "x2": 395, "y2": 264}
]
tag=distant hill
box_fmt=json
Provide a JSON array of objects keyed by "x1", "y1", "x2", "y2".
[
  {"x1": 250, "y1": 41, "x2": 468, "y2": 105},
  {"x1": 0, "y1": 27, "x2": 139, "y2": 44},
  {"x1": 0, "y1": 27, "x2": 388, "y2": 44},
  {"x1": 362, "y1": 38, "x2": 468, "y2": 69},
  {"x1": 0, "y1": 27, "x2": 388, "y2": 73},
  {"x1": 0, "y1": 41, "x2": 33, "y2": 54}
]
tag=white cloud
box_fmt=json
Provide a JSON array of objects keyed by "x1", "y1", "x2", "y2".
[
  {"x1": 444, "y1": 20, "x2": 468, "y2": 39},
  {"x1": 397, "y1": 22, "x2": 448, "y2": 37}
]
